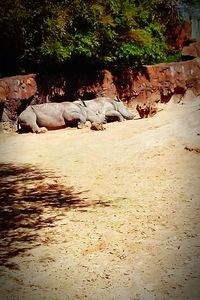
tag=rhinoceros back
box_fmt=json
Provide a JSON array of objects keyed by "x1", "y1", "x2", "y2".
[{"x1": 30, "y1": 103, "x2": 66, "y2": 128}]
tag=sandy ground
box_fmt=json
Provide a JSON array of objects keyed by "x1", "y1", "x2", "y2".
[{"x1": 0, "y1": 98, "x2": 200, "y2": 300}]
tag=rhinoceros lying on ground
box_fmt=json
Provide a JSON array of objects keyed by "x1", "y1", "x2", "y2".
[
  {"x1": 75, "y1": 96, "x2": 134, "y2": 122},
  {"x1": 17, "y1": 102, "x2": 105, "y2": 133}
]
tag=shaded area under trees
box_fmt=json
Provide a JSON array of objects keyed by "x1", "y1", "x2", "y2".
[{"x1": 0, "y1": 163, "x2": 109, "y2": 268}]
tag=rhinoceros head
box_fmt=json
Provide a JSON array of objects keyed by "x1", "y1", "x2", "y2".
[{"x1": 113, "y1": 96, "x2": 134, "y2": 120}]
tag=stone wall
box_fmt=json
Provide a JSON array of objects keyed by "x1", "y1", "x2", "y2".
[
  {"x1": 0, "y1": 74, "x2": 37, "y2": 122},
  {"x1": 138, "y1": 57, "x2": 200, "y2": 103},
  {"x1": 0, "y1": 44, "x2": 200, "y2": 125}
]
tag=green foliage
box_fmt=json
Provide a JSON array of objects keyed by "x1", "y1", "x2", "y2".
[
  {"x1": 160, "y1": 51, "x2": 182, "y2": 63},
  {"x1": 0, "y1": 0, "x2": 183, "y2": 75}
]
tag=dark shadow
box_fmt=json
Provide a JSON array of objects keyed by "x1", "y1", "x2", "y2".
[
  {"x1": 161, "y1": 86, "x2": 187, "y2": 104},
  {"x1": 181, "y1": 55, "x2": 195, "y2": 61},
  {"x1": 81, "y1": 92, "x2": 97, "y2": 100},
  {"x1": 16, "y1": 93, "x2": 42, "y2": 118},
  {"x1": 140, "y1": 65, "x2": 150, "y2": 81},
  {"x1": 36, "y1": 68, "x2": 100, "y2": 103},
  {"x1": 0, "y1": 163, "x2": 110, "y2": 268},
  {"x1": 160, "y1": 93, "x2": 173, "y2": 103},
  {"x1": 174, "y1": 86, "x2": 186, "y2": 95},
  {"x1": 0, "y1": 103, "x2": 4, "y2": 122}
]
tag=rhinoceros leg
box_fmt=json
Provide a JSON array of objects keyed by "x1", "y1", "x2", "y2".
[
  {"x1": 77, "y1": 114, "x2": 87, "y2": 128},
  {"x1": 105, "y1": 110, "x2": 125, "y2": 122},
  {"x1": 19, "y1": 110, "x2": 47, "y2": 133},
  {"x1": 36, "y1": 127, "x2": 48, "y2": 134},
  {"x1": 27, "y1": 115, "x2": 48, "y2": 133},
  {"x1": 25, "y1": 113, "x2": 48, "y2": 133},
  {"x1": 63, "y1": 111, "x2": 87, "y2": 129}
]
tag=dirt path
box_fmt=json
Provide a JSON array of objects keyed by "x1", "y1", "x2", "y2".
[{"x1": 0, "y1": 99, "x2": 200, "y2": 300}]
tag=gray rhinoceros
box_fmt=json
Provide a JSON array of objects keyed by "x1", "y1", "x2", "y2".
[
  {"x1": 75, "y1": 96, "x2": 134, "y2": 122},
  {"x1": 17, "y1": 101, "x2": 105, "y2": 133}
]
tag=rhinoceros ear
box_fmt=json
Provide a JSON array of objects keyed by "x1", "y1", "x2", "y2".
[
  {"x1": 81, "y1": 99, "x2": 87, "y2": 107},
  {"x1": 115, "y1": 95, "x2": 121, "y2": 102}
]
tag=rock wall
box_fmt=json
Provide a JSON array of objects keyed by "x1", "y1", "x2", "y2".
[
  {"x1": 135, "y1": 57, "x2": 200, "y2": 103},
  {"x1": 75, "y1": 57, "x2": 200, "y2": 106},
  {"x1": 37, "y1": 56, "x2": 200, "y2": 107},
  {"x1": 181, "y1": 40, "x2": 200, "y2": 59},
  {"x1": 167, "y1": 21, "x2": 192, "y2": 50},
  {"x1": 37, "y1": 69, "x2": 117, "y2": 103},
  {"x1": 0, "y1": 48, "x2": 200, "y2": 126},
  {"x1": 0, "y1": 74, "x2": 37, "y2": 122}
]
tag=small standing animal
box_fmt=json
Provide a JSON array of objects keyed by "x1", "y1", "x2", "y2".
[
  {"x1": 136, "y1": 103, "x2": 159, "y2": 118},
  {"x1": 17, "y1": 102, "x2": 106, "y2": 133}
]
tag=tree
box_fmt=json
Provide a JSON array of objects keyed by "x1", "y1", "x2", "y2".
[{"x1": 0, "y1": 0, "x2": 183, "y2": 76}]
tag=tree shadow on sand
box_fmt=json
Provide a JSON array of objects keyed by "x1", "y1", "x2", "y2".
[{"x1": 0, "y1": 163, "x2": 110, "y2": 268}]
